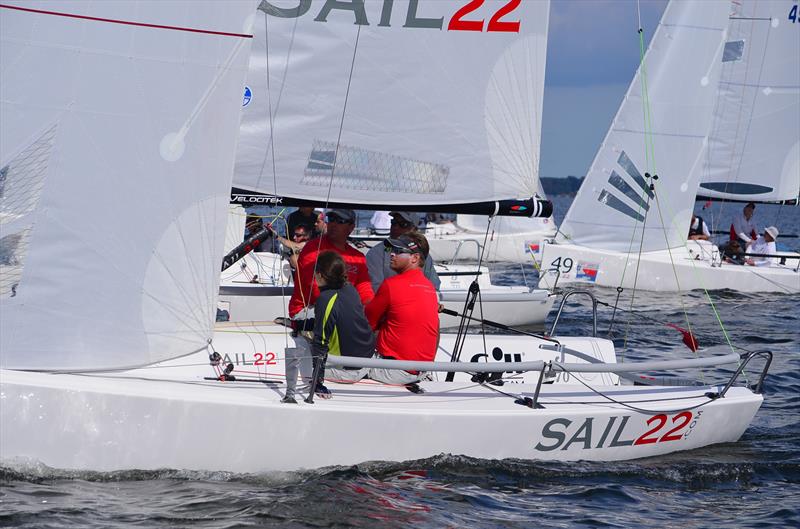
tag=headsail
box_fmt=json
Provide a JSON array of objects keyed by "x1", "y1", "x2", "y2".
[
  {"x1": 234, "y1": 0, "x2": 550, "y2": 216},
  {"x1": 697, "y1": 0, "x2": 800, "y2": 205},
  {"x1": 0, "y1": 1, "x2": 258, "y2": 370},
  {"x1": 557, "y1": 1, "x2": 730, "y2": 252}
]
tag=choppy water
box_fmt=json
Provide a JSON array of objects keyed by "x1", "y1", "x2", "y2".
[{"x1": 2, "y1": 197, "x2": 798, "y2": 528}]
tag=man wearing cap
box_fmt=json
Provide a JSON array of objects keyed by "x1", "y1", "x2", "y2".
[
  {"x1": 365, "y1": 231, "x2": 439, "y2": 387},
  {"x1": 731, "y1": 202, "x2": 759, "y2": 245},
  {"x1": 366, "y1": 211, "x2": 440, "y2": 293},
  {"x1": 746, "y1": 226, "x2": 779, "y2": 267},
  {"x1": 288, "y1": 209, "x2": 374, "y2": 324}
]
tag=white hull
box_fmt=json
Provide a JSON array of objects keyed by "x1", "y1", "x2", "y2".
[
  {"x1": 219, "y1": 252, "x2": 556, "y2": 328},
  {"x1": 0, "y1": 324, "x2": 762, "y2": 472},
  {"x1": 538, "y1": 240, "x2": 800, "y2": 293},
  {"x1": 423, "y1": 218, "x2": 556, "y2": 264}
]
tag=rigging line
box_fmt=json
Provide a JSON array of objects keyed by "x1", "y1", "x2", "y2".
[
  {"x1": 301, "y1": 24, "x2": 363, "y2": 322},
  {"x1": 620, "y1": 23, "x2": 657, "y2": 359},
  {"x1": 550, "y1": 364, "x2": 721, "y2": 415}
]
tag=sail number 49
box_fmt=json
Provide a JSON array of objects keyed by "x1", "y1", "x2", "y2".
[{"x1": 549, "y1": 256, "x2": 574, "y2": 274}]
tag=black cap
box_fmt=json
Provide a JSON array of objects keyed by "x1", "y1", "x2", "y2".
[
  {"x1": 384, "y1": 234, "x2": 423, "y2": 254},
  {"x1": 326, "y1": 209, "x2": 356, "y2": 223}
]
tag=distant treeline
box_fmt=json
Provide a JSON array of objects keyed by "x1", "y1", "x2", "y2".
[{"x1": 541, "y1": 176, "x2": 584, "y2": 196}]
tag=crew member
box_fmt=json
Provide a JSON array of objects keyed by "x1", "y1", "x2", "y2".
[
  {"x1": 288, "y1": 209, "x2": 373, "y2": 324},
  {"x1": 309, "y1": 251, "x2": 376, "y2": 396},
  {"x1": 365, "y1": 232, "x2": 439, "y2": 388},
  {"x1": 731, "y1": 202, "x2": 758, "y2": 244},
  {"x1": 746, "y1": 226, "x2": 779, "y2": 267},
  {"x1": 688, "y1": 214, "x2": 710, "y2": 240},
  {"x1": 366, "y1": 211, "x2": 440, "y2": 292}
]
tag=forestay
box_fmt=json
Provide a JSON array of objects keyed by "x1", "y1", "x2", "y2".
[
  {"x1": 234, "y1": 0, "x2": 549, "y2": 208},
  {"x1": 0, "y1": 1, "x2": 258, "y2": 370},
  {"x1": 557, "y1": 1, "x2": 730, "y2": 252},
  {"x1": 697, "y1": 0, "x2": 800, "y2": 205}
]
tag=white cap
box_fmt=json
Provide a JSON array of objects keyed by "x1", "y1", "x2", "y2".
[{"x1": 765, "y1": 226, "x2": 779, "y2": 240}]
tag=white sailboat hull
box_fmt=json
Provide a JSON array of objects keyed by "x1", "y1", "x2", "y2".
[
  {"x1": 424, "y1": 218, "x2": 556, "y2": 264},
  {"x1": 0, "y1": 364, "x2": 761, "y2": 472},
  {"x1": 219, "y1": 252, "x2": 555, "y2": 328},
  {"x1": 538, "y1": 240, "x2": 800, "y2": 293}
]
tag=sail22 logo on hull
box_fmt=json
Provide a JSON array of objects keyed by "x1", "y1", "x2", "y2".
[
  {"x1": 261, "y1": 0, "x2": 525, "y2": 33},
  {"x1": 534, "y1": 411, "x2": 703, "y2": 452}
]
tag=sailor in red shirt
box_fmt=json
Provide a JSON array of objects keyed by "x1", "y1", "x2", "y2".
[
  {"x1": 289, "y1": 208, "x2": 374, "y2": 323},
  {"x1": 365, "y1": 232, "x2": 439, "y2": 386}
]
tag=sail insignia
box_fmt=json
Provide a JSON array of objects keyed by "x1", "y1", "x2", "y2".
[
  {"x1": 595, "y1": 151, "x2": 652, "y2": 222},
  {"x1": 302, "y1": 140, "x2": 448, "y2": 194},
  {"x1": 0, "y1": 124, "x2": 56, "y2": 298}
]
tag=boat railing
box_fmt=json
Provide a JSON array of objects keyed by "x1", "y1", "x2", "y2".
[
  {"x1": 448, "y1": 238, "x2": 483, "y2": 264},
  {"x1": 549, "y1": 289, "x2": 598, "y2": 337},
  {"x1": 717, "y1": 350, "x2": 772, "y2": 397},
  {"x1": 316, "y1": 351, "x2": 764, "y2": 406}
]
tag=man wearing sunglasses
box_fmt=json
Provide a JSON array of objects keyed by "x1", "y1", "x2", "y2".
[
  {"x1": 288, "y1": 209, "x2": 374, "y2": 328},
  {"x1": 365, "y1": 211, "x2": 440, "y2": 293},
  {"x1": 365, "y1": 232, "x2": 439, "y2": 387}
]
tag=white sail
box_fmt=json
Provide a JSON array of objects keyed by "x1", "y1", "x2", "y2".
[
  {"x1": 557, "y1": 0, "x2": 730, "y2": 253},
  {"x1": 0, "y1": 1, "x2": 258, "y2": 370},
  {"x1": 234, "y1": 0, "x2": 549, "y2": 207},
  {"x1": 697, "y1": 0, "x2": 800, "y2": 204}
]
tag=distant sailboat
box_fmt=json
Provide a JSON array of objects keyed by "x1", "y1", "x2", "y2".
[{"x1": 539, "y1": 0, "x2": 799, "y2": 293}]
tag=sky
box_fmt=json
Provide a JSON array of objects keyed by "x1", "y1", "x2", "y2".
[{"x1": 540, "y1": 0, "x2": 669, "y2": 179}]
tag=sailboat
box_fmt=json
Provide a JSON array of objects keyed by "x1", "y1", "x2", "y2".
[
  {"x1": 1, "y1": 0, "x2": 770, "y2": 472},
  {"x1": 218, "y1": 206, "x2": 555, "y2": 328},
  {"x1": 539, "y1": 0, "x2": 800, "y2": 294},
  {"x1": 222, "y1": 0, "x2": 559, "y2": 326}
]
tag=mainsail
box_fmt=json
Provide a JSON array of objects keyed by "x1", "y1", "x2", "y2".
[
  {"x1": 234, "y1": 0, "x2": 550, "y2": 216},
  {"x1": 557, "y1": 0, "x2": 730, "y2": 252},
  {"x1": 697, "y1": 0, "x2": 800, "y2": 205},
  {"x1": 0, "y1": 1, "x2": 258, "y2": 370}
]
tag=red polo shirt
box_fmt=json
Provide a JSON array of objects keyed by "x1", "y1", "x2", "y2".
[
  {"x1": 288, "y1": 236, "x2": 374, "y2": 317},
  {"x1": 365, "y1": 267, "x2": 439, "y2": 362}
]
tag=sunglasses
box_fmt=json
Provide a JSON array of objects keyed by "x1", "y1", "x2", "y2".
[
  {"x1": 384, "y1": 245, "x2": 416, "y2": 255},
  {"x1": 292, "y1": 231, "x2": 309, "y2": 239},
  {"x1": 391, "y1": 220, "x2": 413, "y2": 228}
]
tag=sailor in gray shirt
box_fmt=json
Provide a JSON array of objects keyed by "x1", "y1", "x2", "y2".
[{"x1": 366, "y1": 211, "x2": 440, "y2": 292}]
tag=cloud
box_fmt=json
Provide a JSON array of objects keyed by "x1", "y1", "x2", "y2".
[{"x1": 546, "y1": 0, "x2": 668, "y2": 87}]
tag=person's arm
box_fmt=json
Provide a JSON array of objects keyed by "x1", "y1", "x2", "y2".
[
  {"x1": 310, "y1": 293, "x2": 331, "y2": 358},
  {"x1": 702, "y1": 220, "x2": 711, "y2": 238},
  {"x1": 365, "y1": 282, "x2": 390, "y2": 330},
  {"x1": 424, "y1": 256, "x2": 441, "y2": 290},
  {"x1": 365, "y1": 245, "x2": 384, "y2": 293},
  {"x1": 289, "y1": 245, "x2": 319, "y2": 316},
  {"x1": 354, "y1": 259, "x2": 375, "y2": 305},
  {"x1": 734, "y1": 216, "x2": 753, "y2": 243}
]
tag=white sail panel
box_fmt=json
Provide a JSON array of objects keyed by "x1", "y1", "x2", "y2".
[
  {"x1": 558, "y1": 0, "x2": 730, "y2": 252},
  {"x1": 234, "y1": 0, "x2": 549, "y2": 206},
  {"x1": 697, "y1": 0, "x2": 800, "y2": 204},
  {"x1": 0, "y1": 1, "x2": 257, "y2": 370}
]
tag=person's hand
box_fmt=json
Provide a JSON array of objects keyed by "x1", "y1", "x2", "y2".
[{"x1": 438, "y1": 303, "x2": 444, "y2": 313}]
